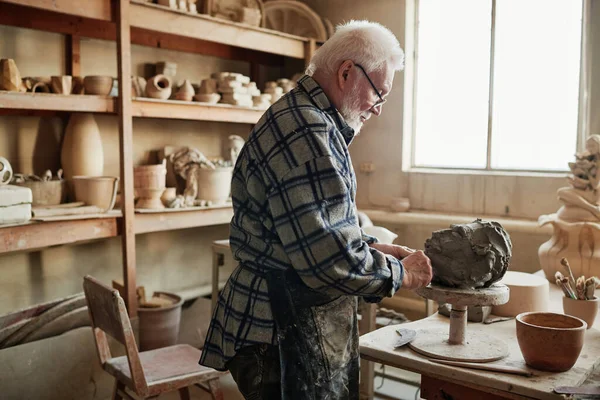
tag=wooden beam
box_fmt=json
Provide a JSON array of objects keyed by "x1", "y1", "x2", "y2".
[
  {"x1": 304, "y1": 39, "x2": 317, "y2": 68},
  {"x1": 65, "y1": 35, "x2": 81, "y2": 77},
  {"x1": 115, "y1": 0, "x2": 137, "y2": 318},
  {"x1": 134, "y1": 207, "x2": 233, "y2": 234},
  {"x1": 0, "y1": 92, "x2": 116, "y2": 113},
  {"x1": 0, "y1": 219, "x2": 118, "y2": 253},
  {"x1": 0, "y1": 2, "x2": 116, "y2": 40},
  {"x1": 131, "y1": 98, "x2": 262, "y2": 123},
  {"x1": 0, "y1": 0, "x2": 113, "y2": 21}
]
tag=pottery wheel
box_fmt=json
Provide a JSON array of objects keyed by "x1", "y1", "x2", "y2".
[{"x1": 409, "y1": 283, "x2": 510, "y2": 363}]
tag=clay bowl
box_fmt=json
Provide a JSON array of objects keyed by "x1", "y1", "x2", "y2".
[
  {"x1": 197, "y1": 167, "x2": 233, "y2": 205},
  {"x1": 563, "y1": 296, "x2": 599, "y2": 330},
  {"x1": 83, "y1": 76, "x2": 114, "y2": 95},
  {"x1": 14, "y1": 180, "x2": 65, "y2": 206},
  {"x1": 72, "y1": 176, "x2": 119, "y2": 212},
  {"x1": 516, "y1": 312, "x2": 586, "y2": 372},
  {"x1": 193, "y1": 93, "x2": 221, "y2": 104}
]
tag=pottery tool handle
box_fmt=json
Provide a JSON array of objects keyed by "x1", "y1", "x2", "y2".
[{"x1": 428, "y1": 358, "x2": 533, "y2": 377}]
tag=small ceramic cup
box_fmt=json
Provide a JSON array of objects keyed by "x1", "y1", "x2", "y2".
[{"x1": 563, "y1": 296, "x2": 599, "y2": 330}]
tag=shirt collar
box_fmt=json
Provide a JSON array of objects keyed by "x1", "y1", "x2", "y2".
[{"x1": 297, "y1": 75, "x2": 355, "y2": 145}]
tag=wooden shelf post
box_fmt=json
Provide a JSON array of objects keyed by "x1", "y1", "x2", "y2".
[{"x1": 115, "y1": 0, "x2": 138, "y2": 317}]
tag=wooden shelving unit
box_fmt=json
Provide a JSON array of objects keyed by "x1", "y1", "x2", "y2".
[
  {"x1": 132, "y1": 98, "x2": 263, "y2": 123},
  {"x1": 0, "y1": 0, "x2": 317, "y2": 317}
]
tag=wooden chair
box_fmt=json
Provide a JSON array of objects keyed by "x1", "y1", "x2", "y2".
[{"x1": 83, "y1": 275, "x2": 225, "y2": 400}]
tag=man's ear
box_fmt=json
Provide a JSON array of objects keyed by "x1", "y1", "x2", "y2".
[{"x1": 337, "y1": 60, "x2": 354, "y2": 90}]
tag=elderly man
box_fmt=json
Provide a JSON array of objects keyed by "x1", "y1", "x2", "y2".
[{"x1": 200, "y1": 20, "x2": 433, "y2": 399}]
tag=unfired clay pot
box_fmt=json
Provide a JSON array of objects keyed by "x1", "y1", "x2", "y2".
[
  {"x1": 60, "y1": 113, "x2": 104, "y2": 181},
  {"x1": 197, "y1": 167, "x2": 233, "y2": 204},
  {"x1": 516, "y1": 312, "x2": 586, "y2": 372},
  {"x1": 146, "y1": 75, "x2": 172, "y2": 100},
  {"x1": 72, "y1": 176, "x2": 119, "y2": 212},
  {"x1": 491, "y1": 271, "x2": 549, "y2": 317},
  {"x1": 563, "y1": 296, "x2": 599, "y2": 330},
  {"x1": 83, "y1": 76, "x2": 113, "y2": 95},
  {"x1": 175, "y1": 79, "x2": 194, "y2": 101},
  {"x1": 51, "y1": 75, "x2": 72, "y2": 95}
]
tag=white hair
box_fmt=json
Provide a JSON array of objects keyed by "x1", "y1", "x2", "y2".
[{"x1": 306, "y1": 20, "x2": 405, "y2": 76}]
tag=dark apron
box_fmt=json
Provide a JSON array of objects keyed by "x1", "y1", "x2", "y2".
[{"x1": 266, "y1": 268, "x2": 359, "y2": 400}]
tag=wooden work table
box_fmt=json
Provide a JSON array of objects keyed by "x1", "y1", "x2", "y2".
[{"x1": 360, "y1": 278, "x2": 600, "y2": 399}]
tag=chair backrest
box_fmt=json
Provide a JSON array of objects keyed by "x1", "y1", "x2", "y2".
[{"x1": 83, "y1": 275, "x2": 148, "y2": 395}]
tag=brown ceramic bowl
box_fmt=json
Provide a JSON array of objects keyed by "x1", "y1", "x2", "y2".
[
  {"x1": 516, "y1": 312, "x2": 586, "y2": 372},
  {"x1": 83, "y1": 75, "x2": 114, "y2": 95}
]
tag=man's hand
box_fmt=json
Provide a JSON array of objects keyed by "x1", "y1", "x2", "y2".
[
  {"x1": 369, "y1": 243, "x2": 416, "y2": 260},
  {"x1": 399, "y1": 250, "x2": 432, "y2": 290}
]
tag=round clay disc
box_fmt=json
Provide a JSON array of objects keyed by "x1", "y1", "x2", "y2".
[
  {"x1": 408, "y1": 327, "x2": 509, "y2": 362},
  {"x1": 415, "y1": 283, "x2": 510, "y2": 307}
]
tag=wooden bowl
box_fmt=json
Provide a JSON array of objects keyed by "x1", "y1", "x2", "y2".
[
  {"x1": 83, "y1": 76, "x2": 113, "y2": 95},
  {"x1": 516, "y1": 312, "x2": 586, "y2": 372}
]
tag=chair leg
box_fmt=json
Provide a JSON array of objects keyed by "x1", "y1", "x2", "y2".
[
  {"x1": 112, "y1": 381, "x2": 126, "y2": 400},
  {"x1": 208, "y1": 378, "x2": 224, "y2": 400},
  {"x1": 178, "y1": 386, "x2": 191, "y2": 400}
]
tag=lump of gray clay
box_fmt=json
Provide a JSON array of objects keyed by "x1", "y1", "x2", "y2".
[{"x1": 424, "y1": 219, "x2": 512, "y2": 289}]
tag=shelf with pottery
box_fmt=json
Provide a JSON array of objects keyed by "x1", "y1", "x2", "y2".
[
  {"x1": 0, "y1": 0, "x2": 112, "y2": 22},
  {"x1": 129, "y1": 0, "x2": 309, "y2": 60},
  {"x1": 131, "y1": 97, "x2": 263, "y2": 123},
  {"x1": 0, "y1": 91, "x2": 116, "y2": 114}
]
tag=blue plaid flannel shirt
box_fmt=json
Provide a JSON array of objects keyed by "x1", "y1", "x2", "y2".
[{"x1": 200, "y1": 75, "x2": 404, "y2": 370}]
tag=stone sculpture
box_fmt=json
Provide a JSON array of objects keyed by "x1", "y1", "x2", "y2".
[
  {"x1": 169, "y1": 147, "x2": 215, "y2": 206},
  {"x1": 227, "y1": 135, "x2": 245, "y2": 166},
  {"x1": 539, "y1": 134, "x2": 600, "y2": 282},
  {"x1": 424, "y1": 219, "x2": 512, "y2": 289}
]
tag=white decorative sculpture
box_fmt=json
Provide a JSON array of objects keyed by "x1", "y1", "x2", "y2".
[
  {"x1": 539, "y1": 134, "x2": 600, "y2": 282},
  {"x1": 227, "y1": 135, "x2": 245, "y2": 166}
]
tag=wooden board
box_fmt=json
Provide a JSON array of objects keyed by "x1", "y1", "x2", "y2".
[
  {"x1": 132, "y1": 97, "x2": 263, "y2": 123},
  {"x1": 0, "y1": 0, "x2": 112, "y2": 21},
  {"x1": 0, "y1": 91, "x2": 116, "y2": 114},
  {"x1": 135, "y1": 206, "x2": 233, "y2": 234},
  {"x1": 31, "y1": 210, "x2": 122, "y2": 222},
  {"x1": 135, "y1": 203, "x2": 232, "y2": 213}
]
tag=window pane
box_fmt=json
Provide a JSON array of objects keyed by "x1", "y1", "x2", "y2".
[
  {"x1": 491, "y1": 0, "x2": 582, "y2": 171},
  {"x1": 414, "y1": 0, "x2": 492, "y2": 168}
]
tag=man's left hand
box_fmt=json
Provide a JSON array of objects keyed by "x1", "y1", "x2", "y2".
[{"x1": 369, "y1": 243, "x2": 416, "y2": 260}]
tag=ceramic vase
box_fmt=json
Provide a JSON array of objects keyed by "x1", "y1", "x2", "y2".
[
  {"x1": 60, "y1": 113, "x2": 104, "y2": 181},
  {"x1": 146, "y1": 75, "x2": 172, "y2": 100},
  {"x1": 538, "y1": 215, "x2": 600, "y2": 283}
]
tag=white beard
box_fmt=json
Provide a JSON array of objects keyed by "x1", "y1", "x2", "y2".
[{"x1": 339, "y1": 82, "x2": 365, "y2": 135}]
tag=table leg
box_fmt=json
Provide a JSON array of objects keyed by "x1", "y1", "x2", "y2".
[{"x1": 359, "y1": 302, "x2": 377, "y2": 399}]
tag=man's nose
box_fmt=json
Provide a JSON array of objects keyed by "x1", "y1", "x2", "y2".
[{"x1": 371, "y1": 103, "x2": 383, "y2": 116}]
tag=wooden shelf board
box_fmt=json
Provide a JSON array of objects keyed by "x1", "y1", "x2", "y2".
[
  {"x1": 0, "y1": 217, "x2": 119, "y2": 253},
  {"x1": 134, "y1": 206, "x2": 233, "y2": 234},
  {"x1": 0, "y1": 91, "x2": 116, "y2": 114},
  {"x1": 132, "y1": 97, "x2": 264, "y2": 123},
  {"x1": 0, "y1": 0, "x2": 112, "y2": 21},
  {"x1": 129, "y1": 0, "x2": 307, "y2": 59}
]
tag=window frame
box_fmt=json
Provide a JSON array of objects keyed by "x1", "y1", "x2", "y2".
[{"x1": 402, "y1": 0, "x2": 592, "y2": 176}]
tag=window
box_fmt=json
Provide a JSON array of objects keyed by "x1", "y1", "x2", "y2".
[{"x1": 412, "y1": 0, "x2": 584, "y2": 171}]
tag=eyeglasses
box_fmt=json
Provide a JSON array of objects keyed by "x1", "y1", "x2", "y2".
[{"x1": 354, "y1": 63, "x2": 386, "y2": 108}]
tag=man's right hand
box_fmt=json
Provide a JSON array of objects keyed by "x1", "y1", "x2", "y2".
[{"x1": 400, "y1": 250, "x2": 433, "y2": 290}]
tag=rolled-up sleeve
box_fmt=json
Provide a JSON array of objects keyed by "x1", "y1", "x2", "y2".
[{"x1": 267, "y1": 155, "x2": 403, "y2": 299}]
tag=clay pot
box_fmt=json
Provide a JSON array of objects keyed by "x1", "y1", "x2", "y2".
[
  {"x1": 145, "y1": 75, "x2": 172, "y2": 100},
  {"x1": 14, "y1": 180, "x2": 66, "y2": 206},
  {"x1": 31, "y1": 82, "x2": 51, "y2": 93},
  {"x1": 134, "y1": 163, "x2": 167, "y2": 190},
  {"x1": 72, "y1": 76, "x2": 85, "y2": 94},
  {"x1": 516, "y1": 312, "x2": 586, "y2": 372},
  {"x1": 50, "y1": 75, "x2": 72, "y2": 95},
  {"x1": 161, "y1": 187, "x2": 177, "y2": 206},
  {"x1": 83, "y1": 76, "x2": 113, "y2": 95},
  {"x1": 136, "y1": 188, "x2": 165, "y2": 209},
  {"x1": 197, "y1": 167, "x2": 233, "y2": 204},
  {"x1": 175, "y1": 79, "x2": 194, "y2": 101},
  {"x1": 60, "y1": 113, "x2": 104, "y2": 181},
  {"x1": 390, "y1": 197, "x2": 410, "y2": 212},
  {"x1": 131, "y1": 76, "x2": 147, "y2": 97},
  {"x1": 138, "y1": 292, "x2": 183, "y2": 351},
  {"x1": 72, "y1": 176, "x2": 119, "y2": 212},
  {"x1": 563, "y1": 296, "x2": 599, "y2": 330},
  {"x1": 0, "y1": 59, "x2": 25, "y2": 92},
  {"x1": 193, "y1": 93, "x2": 221, "y2": 104}
]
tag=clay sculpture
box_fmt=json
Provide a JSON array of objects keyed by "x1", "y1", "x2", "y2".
[{"x1": 424, "y1": 219, "x2": 512, "y2": 289}]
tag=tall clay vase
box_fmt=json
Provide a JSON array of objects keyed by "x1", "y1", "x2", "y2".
[
  {"x1": 538, "y1": 215, "x2": 600, "y2": 283},
  {"x1": 61, "y1": 113, "x2": 104, "y2": 189}
]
